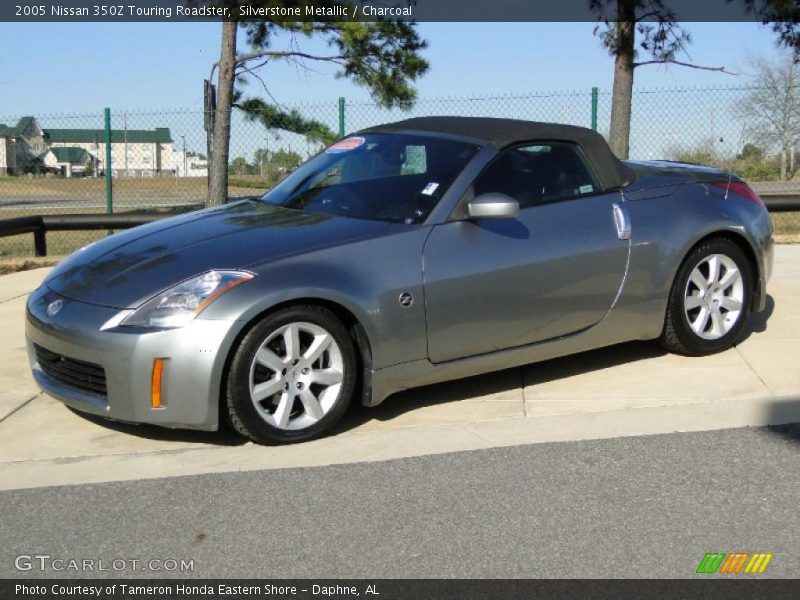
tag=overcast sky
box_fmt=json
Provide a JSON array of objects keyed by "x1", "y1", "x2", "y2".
[{"x1": 0, "y1": 21, "x2": 788, "y2": 118}]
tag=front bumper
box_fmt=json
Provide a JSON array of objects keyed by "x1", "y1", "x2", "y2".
[{"x1": 25, "y1": 285, "x2": 241, "y2": 431}]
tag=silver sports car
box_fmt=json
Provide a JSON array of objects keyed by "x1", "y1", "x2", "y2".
[{"x1": 26, "y1": 117, "x2": 773, "y2": 444}]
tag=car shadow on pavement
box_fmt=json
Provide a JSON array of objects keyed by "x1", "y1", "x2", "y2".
[
  {"x1": 336, "y1": 294, "x2": 779, "y2": 435},
  {"x1": 522, "y1": 340, "x2": 667, "y2": 387},
  {"x1": 765, "y1": 399, "x2": 800, "y2": 445},
  {"x1": 335, "y1": 340, "x2": 669, "y2": 434},
  {"x1": 67, "y1": 408, "x2": 248, "y2": 446},
  {"x1": 738, "y1": 293, "x2": 775, "y2": 342}
]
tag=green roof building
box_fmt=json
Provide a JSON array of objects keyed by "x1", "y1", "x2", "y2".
[{"x1": 0, "y1": 116, "x2": 176, "y2": 177}]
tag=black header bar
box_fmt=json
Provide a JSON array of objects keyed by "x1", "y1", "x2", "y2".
[{"x1": 0, "y1": 0, "x2": 790, "y2": 23}]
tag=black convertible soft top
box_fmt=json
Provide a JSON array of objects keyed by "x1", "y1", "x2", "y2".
[{"x1": 358, "y1": 116, "x2": 634, "y2": 191}]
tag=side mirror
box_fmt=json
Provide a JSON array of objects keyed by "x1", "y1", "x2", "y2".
[{"x1": 467, "y1": 193, "x2": 520, "y2": 220}]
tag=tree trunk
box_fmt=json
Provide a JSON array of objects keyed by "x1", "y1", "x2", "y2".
[
  {"x1": 208, "y1": 20, "x2": 237, "y2": 206},
  {"x1": 607, "y1": 0, "x2": 636, "y2": 159},
  {"x1": 781, "y1": 148, "x2": 788, "y2": 181}
]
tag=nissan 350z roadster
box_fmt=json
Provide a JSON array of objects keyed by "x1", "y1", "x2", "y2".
[{"x1": 26, "y1": 117, "x2": 773, "y2": 444}]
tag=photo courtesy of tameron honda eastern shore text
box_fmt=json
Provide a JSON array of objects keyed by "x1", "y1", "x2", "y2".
[{"x1": 25, "y1": 117, "x2": 774, "y2": 444}]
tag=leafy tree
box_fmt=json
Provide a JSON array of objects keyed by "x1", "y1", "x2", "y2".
[
  {"x1": 738, "y1": 143, "x2": 765, "y2": 161},
  {"x1": 252, "y1": 147, "x2": 302, "y2": 177},
  {"x1": 196, "y1": 1, "x2": 428, "y2": 205},
  {"x1": 669, "y1": 138, "x2": 781, "y2": 181},
  {"x1": 668, "y1": 137, "x2": 720, "y2": 166},
  {"x1": 736, "y1": 54, "x2": 800, "y2": 180},
  {"x1": 253, "y1": 147, "x2": 270, "y2": 175},
  {"x1": 235, "y1": 98, "x2": 336, "y2": 146},
  {"x1": 229, "y1": 156, "x2": 251, "y2": 175},
  {"x1": 590, "y1": 0, "x2": 731, "y2": 159},
  {"x1": 270, "y1": 149, "x2": 303, "y2": 170},
  {"x1": 592, "y1": 1, "x2": 800, "y2": 160},
  {"x1": 734, "y1": 1, "x2": 800, "y2": 54}
]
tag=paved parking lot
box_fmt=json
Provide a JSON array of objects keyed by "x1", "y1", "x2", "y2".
[{"x1": 1, "y1": 246, "x2": 799, "y2": 490}]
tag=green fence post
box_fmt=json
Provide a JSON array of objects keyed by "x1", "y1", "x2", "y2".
[
  {"x1": 338, "y1": 97, "x2": 346, "y2": 139},
  {"x1": 591, "y1": 87, "x2": 598, "y2": 131},
  {"x1": 103, "y1": 107, "x2": 113, "y2": 236}
]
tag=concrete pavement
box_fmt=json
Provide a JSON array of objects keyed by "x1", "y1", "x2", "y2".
[{"x1": 1, "y1": 246, "x2": 799, "y2": 490}]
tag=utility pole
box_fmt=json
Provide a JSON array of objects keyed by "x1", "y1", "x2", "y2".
[
  {"x1": 181, "y1": 135, "x2": 187, "y2": 177},
  {"x1": 123, "y1": 112, "x2": 128, "y2": 176}
]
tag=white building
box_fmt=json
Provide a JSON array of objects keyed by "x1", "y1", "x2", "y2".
[
  {"x1": 0, "y1": 116, "x2": 175, "y2": 177},
  {"x1": 173, "y1": 149, "x2": 208, "y2": 178}
]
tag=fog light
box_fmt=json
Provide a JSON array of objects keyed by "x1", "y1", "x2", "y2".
[{"x1": 151, "y1": 358, "x2": 166, "y2": 409}]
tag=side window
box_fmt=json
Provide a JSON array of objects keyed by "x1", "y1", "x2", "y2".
[{"x1": 473, "y1": 142, "x2": 600, "y2": 209}]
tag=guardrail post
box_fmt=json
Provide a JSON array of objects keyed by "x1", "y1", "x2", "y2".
[
  {"x1": 338, "y1": 97, "x2": 346, "y2": 139},
  {"x1": 104, "y1": 107, "x2": 113, "y2": 236},
  {"x1": 591, "y1": 87, "x2": 598, "y2": 131},
  {"x1": 34, "y1": 230, "x2": 47, "y2": 257}
]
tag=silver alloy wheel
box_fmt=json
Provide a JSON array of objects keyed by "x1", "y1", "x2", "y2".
[
  {"x1": 248, "y1": 321, "x2": 344, "y2": 431},
  {"x1": 683, "y1": 253, "x2": 745, "y2": 341}
]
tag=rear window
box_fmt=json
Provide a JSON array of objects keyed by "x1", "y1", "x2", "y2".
[{"x1": 262, "y1": 133, "x2": 480, "y2": 224}]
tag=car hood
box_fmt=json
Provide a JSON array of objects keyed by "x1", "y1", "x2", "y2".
[{"x1": 44, "y1": 200, "x2": 393, "y2": 309}]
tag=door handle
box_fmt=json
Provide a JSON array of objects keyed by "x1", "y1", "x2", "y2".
[{"x1": 612, "y1": 203, "x2": 631, "y2": 241}]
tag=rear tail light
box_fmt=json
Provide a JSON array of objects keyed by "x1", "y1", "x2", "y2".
[{"x1": 711, "y1": 181, "x2": 765, "y2": 207}]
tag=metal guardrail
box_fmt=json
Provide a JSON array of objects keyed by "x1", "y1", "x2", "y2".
[
  {"x1": 0, "y1": 214, "x2": 168, "y2": 257},
  {"x1": 0, "y1": 194, "x2": 798, "y2": 258},
  {"x1": 760, "y1": 195, "x2": 800, "y2": 212}
]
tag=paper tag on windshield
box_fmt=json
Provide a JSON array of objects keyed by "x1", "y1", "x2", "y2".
[
  {"x1": 579, "y1": 184, "x2": 594, "y2": 194},
  {"x1": 421, "y1": 182, "x2": 440, "y2": 196},
  {"x1": 325, "y1": 136, "x2": 365, "y2": 154}
]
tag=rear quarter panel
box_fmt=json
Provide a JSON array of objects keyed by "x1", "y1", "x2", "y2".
[{"x1": 622, "y1": 181, "x2": 772, "y2": 335}]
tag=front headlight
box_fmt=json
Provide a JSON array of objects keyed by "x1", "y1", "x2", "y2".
[{"x1": 122, "y1": 270, "x2": 254, "y2": 329}]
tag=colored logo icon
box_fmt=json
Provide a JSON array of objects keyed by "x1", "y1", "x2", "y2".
[{"x1": 696, "y1": 552, "x2": 773, "y2": 574}]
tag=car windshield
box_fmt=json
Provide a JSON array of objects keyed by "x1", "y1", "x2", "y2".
[{"x1": 261, "y1": 133, "x2": 481, "y2": 224}]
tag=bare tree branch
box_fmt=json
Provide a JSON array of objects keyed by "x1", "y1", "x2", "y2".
[
  {"x1": 633, "y1": 59, "x2": 737, "y2": 74},
  {"x1": 211, "y1": 50, "x2": 346, "y2": 82},
  {"x1": 235, "y1": 50, "x2": 346, "y2": 67},
  {"x1": 235, "y1": 61, "x2": 285, "y2": 110}
]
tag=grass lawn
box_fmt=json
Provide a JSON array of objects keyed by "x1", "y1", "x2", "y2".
[{"x1": 772, "y1": 211, "x2": 800, "y2": 242}]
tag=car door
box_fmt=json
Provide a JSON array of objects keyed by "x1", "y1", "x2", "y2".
[{"x1": 422, "y1": 141, "x2": 630, "y2": 364}]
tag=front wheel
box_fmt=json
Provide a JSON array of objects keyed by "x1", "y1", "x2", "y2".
[
  {"x1": 225, "y1": 306, "x2": 358, "y2": 444},
  {"x1": 659, "y1": 238, "x2": 753, "y2": 356}
]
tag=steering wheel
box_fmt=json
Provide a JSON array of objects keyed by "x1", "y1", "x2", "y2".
[{"x1": 312, "y1": 187, "x2": 368, "y2": 215}]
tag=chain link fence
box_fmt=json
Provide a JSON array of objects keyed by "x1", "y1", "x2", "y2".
[{"x1": 2, "y1": 84, "x2": 799, "y2": 257}]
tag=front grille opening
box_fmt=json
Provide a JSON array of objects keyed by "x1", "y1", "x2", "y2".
[{"x1": 34, "y1": 344, "x2": 107, "y2": 397}]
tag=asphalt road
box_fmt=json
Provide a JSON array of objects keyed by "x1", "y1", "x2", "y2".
[{"x1": 1, "y1": 426, "x2": 798, "y2": 579}]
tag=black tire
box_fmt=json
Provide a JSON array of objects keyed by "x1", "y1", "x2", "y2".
[
  {"x1": 225, "y1": 305, "x2": 358, "y2": 444},
  {"x1": 659, "y1": 238, "x2": 754, "y2": 356}
]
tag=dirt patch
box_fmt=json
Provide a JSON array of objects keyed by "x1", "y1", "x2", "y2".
[{"x1": 0, "y1": 256, "x2": 61, "y2": 275}]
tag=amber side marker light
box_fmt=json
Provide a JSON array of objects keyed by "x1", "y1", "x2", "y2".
[{"x1": 151, "y1": 358, "x2": 166, "y2": 409}]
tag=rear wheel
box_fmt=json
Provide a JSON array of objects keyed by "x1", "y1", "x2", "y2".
[
  {"x1": 225, "y1": 306, "x2": 357, "y2": 444},
  {"x1": 659, "y1": 238, "x2": 753, "y2": 356}
]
